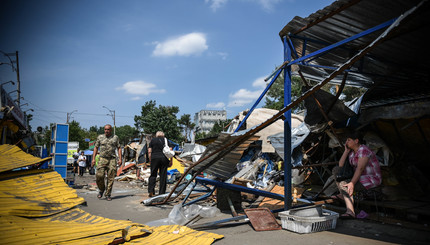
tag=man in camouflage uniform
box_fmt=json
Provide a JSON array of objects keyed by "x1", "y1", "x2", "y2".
[{"x1": 91, "y1": 124, "x2": 122, "y2": 201}]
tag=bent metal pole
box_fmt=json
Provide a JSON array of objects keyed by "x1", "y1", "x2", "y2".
[{"x1": 156, "y1": 3, "x2": 420, "y2": 205}]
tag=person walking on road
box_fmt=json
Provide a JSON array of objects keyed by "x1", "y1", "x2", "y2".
[
  {"x1": 91, "y1": 124, "x2": 122, "y2": 201},
  {"x1": 147, "y1": 131, "x2": 173, "y2": 197},
  {"x1": 73, "y1": 150, "x2": 79, "y2": 174},
  {"x1": 78, "y1": 151, "x2": 87, "y2": 176}
]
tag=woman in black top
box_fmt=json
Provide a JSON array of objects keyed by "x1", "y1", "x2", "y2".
[{"x1": 148, "y1": 131, "x2": 173, "y2": 197}]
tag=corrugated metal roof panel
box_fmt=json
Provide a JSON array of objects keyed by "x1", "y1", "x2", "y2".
[
  {"x1": 0, "y1": 170, "x2": 86, "y2": 217},
  {"x1": 0, "y1": 144, "x2": 51, "y2": 173},
  {"x1": 194, "y1": 132, "x2": 260, "y2": 180},
  {"x1": 132, "y1": 225, "x2": 224, "y2": 245},
  {"x1": 0, "y1": 144, "x2": 223, "y2": 244},
  {"x1": 1, "y1": 211, "x2": 223, "y2": 245},
  {"x1": 279, "y1": 0, "x2": 430, "y2": 107},
  {"x1": 0, "y1": 212, "x2": 134, "y2": 244}
]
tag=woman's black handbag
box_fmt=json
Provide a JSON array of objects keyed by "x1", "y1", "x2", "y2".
[{"x1": 336, "y1": 161, "x2": 354, "y2": 182}]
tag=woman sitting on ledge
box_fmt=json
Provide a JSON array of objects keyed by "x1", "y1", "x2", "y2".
[{"x1": 333, "y1": 131, "x2": 382, "y2": 218}]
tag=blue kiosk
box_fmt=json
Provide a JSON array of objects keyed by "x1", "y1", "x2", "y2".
[{"x1": 50, "y1": 123, "x2": 74, "y2": 183}]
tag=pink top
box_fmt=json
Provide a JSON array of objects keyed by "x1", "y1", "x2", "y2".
[{"x1": 348, "y1": 145, "x2": 382, "y2": 189}]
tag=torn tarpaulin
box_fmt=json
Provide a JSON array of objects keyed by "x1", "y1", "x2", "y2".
[{"x1": 267, "y1": 122, "x2": 310, "y2": 166}]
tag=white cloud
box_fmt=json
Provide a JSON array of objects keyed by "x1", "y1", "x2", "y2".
[
  {"x1": 116, "y1": 80, "x2": 166, "y2": 96},
  {"x1": 217, "y1": 52, "x2": 229, "y2": 60},
  {"x1": 252, "y1": 76, "x2": 267, "y2": 88},
  {"x1": 257, "y1": 0, "x2": 282, "y2": 12},
  {"x1": 205, "y1": 0, "x2": 228, "y2": 12},
  {"x1": 152, "y1": 32, "x2": 208, "y2": 57},
  {"x1": 207, "y1": 102, "x2": 226, "y2": 109},
  {"x1": 228, "y1": 76, "x2": 267, "y2": 107},
  {"x1": 205, "y1": 0, "x2": 282, "y2": 13}
]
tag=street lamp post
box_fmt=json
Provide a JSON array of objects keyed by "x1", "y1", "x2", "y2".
[
  {"x1": 7, "y1": 90, "x2": 18, "y2": 96},
  {"x1": 67, "y1": 110, "x2": 77, "y2": 123},
  {"x1": 103, "y1": 106, "x2": 116, "y2": 135},
  {"x1": 1, "y1": 51, "x2": 20, "y2": 106},
  {"x1": 1, "y1": 81, "x2": 15, "y2": 89}
]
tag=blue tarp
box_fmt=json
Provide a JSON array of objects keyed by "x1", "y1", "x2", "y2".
[{"x1": 83, "y1": 150, "x2": 93, "y2": 155}]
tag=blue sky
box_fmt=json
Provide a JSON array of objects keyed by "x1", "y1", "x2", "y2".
[{"x1": 1, "y1": 0, "x2": 333, "y2": 130}]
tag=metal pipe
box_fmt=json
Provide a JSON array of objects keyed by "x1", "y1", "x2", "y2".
[
  {"x1": 234, "y1": 66, "x2": 285, "y2": 133},
  {"x1": 157, "y1": 8, "x2": 413, "y2": 205},
  {"x1": 283, "y1": 36, "x2": 293, "y2": 210}
]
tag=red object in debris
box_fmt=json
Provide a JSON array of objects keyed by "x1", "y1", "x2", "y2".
[
  {"x1": 244, "y1": 208, "x2": 282, "y2": 231},
  {"x1": 116, "y1": 163, "x2": 137, "y2": 176}
]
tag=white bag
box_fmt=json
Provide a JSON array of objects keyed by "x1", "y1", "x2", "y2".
[{"x1": 163, "y1": 137, "x2": 175, "y2": 159}]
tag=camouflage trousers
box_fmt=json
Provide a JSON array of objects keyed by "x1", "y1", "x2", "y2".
[{"x1": 96, "y1": 157, "x2": 117, "y2": 197}]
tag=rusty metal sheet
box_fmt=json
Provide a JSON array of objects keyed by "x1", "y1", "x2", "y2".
[
  {"x1": 193, "y1": 132, "x2": 260, "y2": 180},
  {"x1": 244, "y1": 208, "x2": 282, "y2": 231},
  {"x1": 279, "y1": 0, "x2": 429, "y2": 107}
]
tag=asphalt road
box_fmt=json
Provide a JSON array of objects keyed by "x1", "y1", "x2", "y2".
[{"x1": 73, "y1": 174, "x2": 430, "y2": 245}]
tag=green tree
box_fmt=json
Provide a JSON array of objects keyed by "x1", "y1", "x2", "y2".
[
  {"x1": 207, "y1": 119, "x2": 229, "y2": 137},
  {"x1": 341, "y1": 86, "x2": 367, "y2": 101},
  {"x1": 134, "y1": 100, "x2": 181, "y2": 142},
  {"x1": 264, "y1": 73, "x2": 304, "y2": 112},
  {"x1": 34, "y1": 125, "x2": 52, "y2": 153},
  {"x1": 264, "y1": 69, "x2": 366, "y2": 111},
  {"x1": 178, "y1": 114, "x2": 195, "y2": 142},
  {"x1": 69, "y1": 120, "x2": 87, "y2": 150},
  {"x1": 89, "y1": 125, "x2": 104, "y2": 135},
  {"x1": 116, "y1": 125, "x2": 139, "y2": 145},
  {"x1": 195, "y1": 131, "x2": 207, "y2": 140}
]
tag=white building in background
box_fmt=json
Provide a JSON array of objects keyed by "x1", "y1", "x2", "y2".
[{"x1": 194, "y1": 109, "x2": 227, "y2": 134}]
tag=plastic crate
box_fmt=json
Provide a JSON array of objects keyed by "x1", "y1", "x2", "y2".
[{"x1": 279, "y1": 209, "x2": 339, "y2": 234}]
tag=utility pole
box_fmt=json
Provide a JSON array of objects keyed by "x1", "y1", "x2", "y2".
[
  {"x1": 15, "y1": 51, "x2": 20, "y2": 107},
  {"x1": 67, "y1": 110, "x2": 77, "y2": 123},
  {"x1": 0, "y1": 51, "x2": 20, "y2": 106},
  {"x1": 103, "y1": 106, "x2": 116, "y2": 135}
]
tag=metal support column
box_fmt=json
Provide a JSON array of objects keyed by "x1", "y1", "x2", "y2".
[{"x1": 283, "y1": 36, "x2": 292, "y2": 210}]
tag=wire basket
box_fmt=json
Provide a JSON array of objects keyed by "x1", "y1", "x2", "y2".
[{"x1": 279, "y1": 209, "x2": 339, "y2": 234}]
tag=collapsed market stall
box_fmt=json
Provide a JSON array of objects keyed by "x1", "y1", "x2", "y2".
[{"x1": 141, "y1": 0, "x2": 430, "y2": 229}]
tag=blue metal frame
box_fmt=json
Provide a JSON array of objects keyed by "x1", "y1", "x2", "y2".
[
  {"x1": 283, "y1": 36, "x2": 293, "y2": 210},
  {"x1": 181, "y1": 177, "x2": 311, "y2": 207},
  {"x1": 181, "y1": 180, "x2": 216, "y2": 206},
  {"x1": 287, "y1": 18, "x2": 396, "y2": 67},
  {"x1": 227, "y1": 15, "x2": 400, "y2": 211},
  {"x1": 233, "y1": 67, "x2": 285, "y2": 133}
]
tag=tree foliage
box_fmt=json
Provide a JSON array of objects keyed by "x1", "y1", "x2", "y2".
[
  {"x1": 69, "y1": 120, "x2": 87, "y2": 150},
  {"x1": 116, "y1": 125, "x2": 139, "y2": 145},
  {"x1": 264, "y1": 69, "x2": 367, "y2": 111},
  {"x1": 207, "y1": 119, "x2": 229, "y2": 137},
  {"x1": 264, "y1": 73, "x2": 304, "y2": 112},
  {"x1": 33, "y1": 125, "x2": 52, "y2": 152},
  {"x1": 178, "y1": 114, "x2": 195, "y2": 142},
  {"x1": 134, "y1": 100, "x2": 181, "y2": 142}
]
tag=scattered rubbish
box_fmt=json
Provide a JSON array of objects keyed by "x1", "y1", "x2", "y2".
[
  {"x1": 279, "y1": 208, "x2": 339, "y2": 233},
  {"x1": 244, "y1": 208, "x2": 282, "y2": 231},
  {"x1": 141, "y1": 193, "x2": 177, "y2": 206},
  {"x1": 356, "y1": 210, "x2": 369, "y2": 219},
  {"x1": 145, "y1": 204, "x2": 220, "y2": 227}
]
